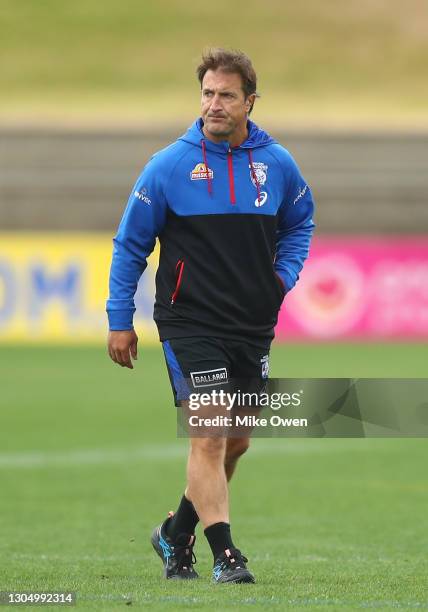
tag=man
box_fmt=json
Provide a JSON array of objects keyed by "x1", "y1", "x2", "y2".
[{"x1": 107, "y1": 48, "x2": 315, "y2": 584}]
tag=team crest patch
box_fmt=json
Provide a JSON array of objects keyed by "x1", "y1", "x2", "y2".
[
  {"x1": 260, "y1": 354, "x2": 269, "y2": 379},
  {"x1": 249, "y1": 162, "x2": 268, "y2": 187},
  {"x1": 190, "y1": 163, "x2": 214, "y2": 181}
]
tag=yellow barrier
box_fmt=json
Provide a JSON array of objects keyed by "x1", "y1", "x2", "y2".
[{"x1": 0, "y1": 233, "x2": 158, "y2": 344}]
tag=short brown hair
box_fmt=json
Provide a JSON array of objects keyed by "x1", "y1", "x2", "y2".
[{"x1": 196, "y1": 48, "x2": 258, "y2": 112}]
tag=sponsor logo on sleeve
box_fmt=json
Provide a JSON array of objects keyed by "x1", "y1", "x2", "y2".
[
  {"x1": 134, "y1": 187, "x2": 152, "y2": 205},
  {"x1": 190, "y1": 163, "x2": 214, "y2": 181},
  {"x1": 293, "y1": 184, "x2": 308, "y2": 205}
]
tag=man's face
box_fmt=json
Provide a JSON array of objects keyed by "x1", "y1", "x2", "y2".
[{"x1": 201, "y1": 69, "x2": 254, "y2": 142}]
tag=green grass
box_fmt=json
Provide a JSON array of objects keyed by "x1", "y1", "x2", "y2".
[
  {"x1": 1, "y1": 343, "x2": 427, "y2": 610},
  {"x1": 1, "y1": 0, "x2": 427, "y2": 126}
]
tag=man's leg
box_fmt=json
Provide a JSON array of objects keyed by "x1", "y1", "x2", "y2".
[
  {"x1": 156, "y1": 337, "x2": 257, "y2": 582},
  {"x1": 177, "y1": 437, "x2": 250, "y2": 533},
  {"x1": 165, "y1": 494, "x2": 199, "y2": 540},
  {"x1": 185, "y1": 432, "x2": 254, "y2": 583},
  {"x1": 224, "y1": 437, "x2": 250, "y2": 481},
  {"x1": 184, "y1": 406, "x2": 252, "y2": 522},
  {"x1": 169, "y1": 437, "x2": 248, "y2": 544},
  {"x1": 187, "y1": 436, "x2": 229, "y2": 525},
  {"x1": 155, "y1": 425, "x2": 254, "y2": 582}
]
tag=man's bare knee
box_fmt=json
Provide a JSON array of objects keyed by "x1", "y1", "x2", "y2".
[
  {"x1": 225, "y1": 438, "x2": 250, "y2": 464},
  {"x1": 190, "y1": 436, "x2": 227, "y2": 461}
]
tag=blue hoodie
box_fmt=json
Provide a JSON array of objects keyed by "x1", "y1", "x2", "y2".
[{"x1": 107, "y1": 119, "x2": 315, "y2": 340}]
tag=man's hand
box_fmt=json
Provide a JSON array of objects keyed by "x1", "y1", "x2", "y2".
[{"x1": 107, "y1": 330, "x2": 138, "y2": 369}]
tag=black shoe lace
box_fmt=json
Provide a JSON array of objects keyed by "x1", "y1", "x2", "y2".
[
  {"x1": 223, "y1": 548, "x2": 248, "y2": 569},
  {"x1": 175, "y1": 543, "x2": 197, "y2": 571}
]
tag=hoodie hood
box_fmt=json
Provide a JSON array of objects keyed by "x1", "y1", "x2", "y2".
[{"x1": 179, "y1": 118, "x2": 277, "y2": 152}]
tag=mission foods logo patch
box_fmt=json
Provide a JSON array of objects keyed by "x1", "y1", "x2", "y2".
[{"x1": 190, "y1": 163, "x2": 214, "y2": 181}]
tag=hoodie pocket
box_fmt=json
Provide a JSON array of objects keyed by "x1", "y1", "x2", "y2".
[{"x1": 170, "y1": 259, "x2": 185, "y2": 305}]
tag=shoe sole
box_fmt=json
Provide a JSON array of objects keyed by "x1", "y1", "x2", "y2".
[{"x1": 216, "y1": 570, "x2": 255, "y2": 584}]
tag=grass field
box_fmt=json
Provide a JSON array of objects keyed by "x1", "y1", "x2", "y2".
[
  {"x1": 1, "y1": 0, "x2": 427, "y2": 127},
  {"x1": 1, "y1": 343, "x2": 427, "y2": 610}
]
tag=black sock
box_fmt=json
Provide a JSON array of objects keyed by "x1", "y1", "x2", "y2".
[
  {"x1": 204, "y1": 522, "x2": 235, "y2": 561},
  {"x1": 166, "y1": 495, "x2": 199, "y2": 540}
]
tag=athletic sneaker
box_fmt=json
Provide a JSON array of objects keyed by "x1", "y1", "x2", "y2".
[
  {"x1": 151, "y1": 515, "x2": 198, "y2": 579},
  {"x1": 212, "y1": 548, "x2": 255, "y2": 584}
]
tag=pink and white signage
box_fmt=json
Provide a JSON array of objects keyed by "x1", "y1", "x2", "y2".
[{"x1": 277, "y1": 237, "x2": 428, "y2": 340}]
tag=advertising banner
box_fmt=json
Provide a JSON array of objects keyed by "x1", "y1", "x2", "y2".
[
  {"x1": 279, "y1": 237, "x2": 428, "y2": 340},
  {"x1": 0, "y1": 234, "x2": 427, "y2": 343},
  {"x1": 0, "y1": 233, "x2": 157, "y2": 343}
]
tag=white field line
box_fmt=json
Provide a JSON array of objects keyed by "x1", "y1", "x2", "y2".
[{"x1": 0, "y1": 440, "x2": 387, "y2": 469}]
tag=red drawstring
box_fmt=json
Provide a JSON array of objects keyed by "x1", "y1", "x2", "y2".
[
  {"x1": 171, "y1": 259, "x2": 184, "y2": 305},
  {"x1": 201, "y1": 140, "x2": 213, "y2": 196},
  {"x1": 227, "y1": 148, "x2": 236, "y2": 205},
  {"x1": 200, "y1": 140, "x2": 246, "y2": 206},
  {"x1": 248, "y1": 149, "x2": 261, "y2": 204}
]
